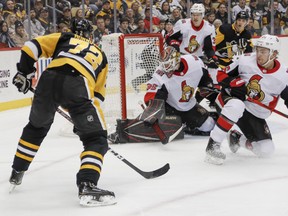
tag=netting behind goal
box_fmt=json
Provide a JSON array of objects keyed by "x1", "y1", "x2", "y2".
[{"x1": 100, "y1": 33, "x2": 164, "y2": 133}]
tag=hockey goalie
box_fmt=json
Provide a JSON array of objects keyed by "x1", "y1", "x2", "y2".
[{"x1": 108, "y1": 46, "x2": 218, "y2": 144}]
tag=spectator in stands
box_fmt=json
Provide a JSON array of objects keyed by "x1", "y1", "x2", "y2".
[
  {"x1": 0, "y1": 20, "x2": 15, "y2": 48},
  {"x1": 57, "y1": 6, "x2": 72, "y2": 27},
  {"x1": 57, "y1": 22, "x2": 70, "y2": 32},
  {"x1": 14, "y1": 3, "x2": 25, "y2": 21},
  {"x1": 88, "y1": 0, "x2": 102, "y2": 15},
  {"x1": 2, "y1": 0, "x2": 16, "y2": 20},
  {"x1": 261, "y1": 16, "x2": 282, "y2": 35},
  {"x1": 132, "y1": 18, "x2": 149, "y2": 33},
  {"x1": 203, "y1": 0, "x2": 216, "y2": 15},
  {"x1": 125, "y1": 8, "x2": 138, "y2": 32},
  {"x1": 215, "y1": 3, "x2": 228, "y2": 24},
  {"x1": 0, "y1": 4, "x2": 3, "y2": 22},
  {"x1": 246, "y1": 17, "x2": 258, "y2": 36},
  {"x1": 206, "y1": 11, "x2": 216, "y2": 24},
  {"x1": 157, "y1": 19, "x2": 166, "y2": 33},
  {"x1": 5, "y1": 13, "x2": 17, "y2": 36},
  {"x1": 131, "y1": 1, "x2": 143, "y2": 24},
  {"x1": 38, "y1": 7, "x2": 53, "y2": 34},
  {"x1": 262, "y1": 1, "x2": 282, "y2": 34},
  {"x1": 93, "y1": 16, "x2": 109, "y2": 45},
  {"x1": 278, "y1": 0, "x2": 288, "y2": 16},
  {"x1": 232, "y1": 0, "x2": 251, "y2": 21},
  {"x1": 143, "y1": 7, "x2": 160, "y2": 32},
  {"x1": 170, "y1": 7, "x2": 182, "y2": 24},
  {"x1": 161, "y1": 18, "x2": 174, "y2": 41},
  {"x1": 96, "y1": 0, "x2": 112, "y2": 19},
  {"x1": 34, "y1": 0, "x2": 44, "y2": 18},
  {"x1": 117, "y1": 17, "x2": 131, "y2": 34},
  {"x1": 155, "y1": 1, "x2": 172, "y2": 22},
  {"x1": 213, "y1": 18, "x2": 222, "y2": 30},
  {"x1": 23, "y1": 8, "x2": 45, "y2": 38},
  {"x1": 10, "y1": 20, "x2": 28, "y2": 47},
  {"x1": 103, "y1": 14, "x2": 114, "y2": 33}
]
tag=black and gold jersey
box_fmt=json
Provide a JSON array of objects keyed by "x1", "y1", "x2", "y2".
[
  {"x1": 215, "y1": 23, "x2": 253, "y2": 67},
  {"x1": 18, "y1": 32, "x2": 108, "y2": 101}
]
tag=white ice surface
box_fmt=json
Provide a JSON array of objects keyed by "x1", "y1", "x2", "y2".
[{"x1": 1, "y1": 102, "x2": 288, "y2": 216}]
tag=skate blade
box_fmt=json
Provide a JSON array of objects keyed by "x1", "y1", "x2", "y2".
[
  {"x1": 9, "y1": 184, "x2": 16, "y2": 194},
  {"x1": 204, "y1": 154, "x2": 224, "y2": 165},
  {"x1": 79, "y1": 195, "x2": 117, "y2": 207}
]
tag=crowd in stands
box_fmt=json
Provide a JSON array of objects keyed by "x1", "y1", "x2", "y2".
[{"x1": 0, "y1": 0, "x2": 288, "y2": 48}]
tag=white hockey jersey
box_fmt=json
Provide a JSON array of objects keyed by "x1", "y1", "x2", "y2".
[
  {"x1": 173, "y1": 19, "x2": 216, "y2": 56},
  {"x1": 145, "y1": 55, "x2": 205, "y2": 112},
  {"x1": 228, "y1": 53, "x2": 288, "y2": 119}
]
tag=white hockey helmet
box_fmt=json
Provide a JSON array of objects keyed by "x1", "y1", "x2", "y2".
[
  {"x1": 190, "y1": 3, "x2": 205, "y2": 18},
  {"x1": 160, "y1": 46, "x2": 180, "y2": 76},
  {"x1": 254, "y1": 34, "x2": 280, "y2": 54},
  {"x1": 255, "y1": 34, "x2": 280, "y2": 66}
]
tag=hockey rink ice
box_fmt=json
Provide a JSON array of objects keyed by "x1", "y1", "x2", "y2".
[{"x1": 1, "y1": 102, "x2": 288, "y2": 216}]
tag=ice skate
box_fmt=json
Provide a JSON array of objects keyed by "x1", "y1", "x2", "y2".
[
  {"x1": 9, "y1": 169, "x2": 25, "y2": 193},
  {"x1": 78, "y1": 182, "x2": 116, "y2": 207},
  {"x1": 227, "y1": 130, "x2": 242, "y2": 153},
  {"x1": 205, "y1": 138, "x2": 226, "y2": 165}
]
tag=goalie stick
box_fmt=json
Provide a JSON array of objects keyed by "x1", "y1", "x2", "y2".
[{"x1": 29, "y1": 88, "x2": 170, "y2": 179}]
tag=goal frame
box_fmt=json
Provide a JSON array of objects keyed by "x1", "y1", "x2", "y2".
[{"x1": 116, "y1": 33, "x2": 164, "y2": 120}]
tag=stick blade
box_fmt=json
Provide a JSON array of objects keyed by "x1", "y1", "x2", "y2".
[{"x1": 143, "y1": 163, "x2": 170, "y2": 179}]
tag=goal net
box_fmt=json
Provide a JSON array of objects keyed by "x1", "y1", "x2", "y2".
[{"x1": 100, "y1": 33, "x2": 164, "y2": 133}]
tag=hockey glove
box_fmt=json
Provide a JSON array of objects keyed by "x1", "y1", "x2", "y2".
[
  {"x1": 206, "y1": 56, "x2": 219, "y2": 69},
  {"x1": 12, "y1": 64, "x2": 35, "y2": 94},
  {"x1": 228, "y1": 77, "x2": 247, "y2": 101},
  {"x1": 138, "y1": 99, "x2": 166, "y2": 125}
]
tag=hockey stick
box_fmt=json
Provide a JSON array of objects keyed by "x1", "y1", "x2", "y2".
[
  {"x1": 139, "y1": 101, "x2": 183, "y2": 144},
  {"x1": 29, "y1": 88, "x2": 170, "y2": 179},
  {"x1": 205, "y1": 86, "x2": 288, "y2": 119},
  {"x1": 247, "y1": 97, "x2": 288, "y2": 119}
]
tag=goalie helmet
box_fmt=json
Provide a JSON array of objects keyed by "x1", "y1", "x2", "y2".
[
  {"x1": 160, "y1": 46, "x2": 180, "y2": 76},
  {"x1": 71, "y1": 19, "x2": 93, "y2": 39},
  {"x1": 190, "y1": 3, "x2": 205, "y2": 18}
]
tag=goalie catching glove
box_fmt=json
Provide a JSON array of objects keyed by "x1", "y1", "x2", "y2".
[
  {"x1": 12, "y1": 63, "x2": 35, "y2": 94},
  {"x1": 138, "y1": 99, "x2": 166, "y2": 125}
]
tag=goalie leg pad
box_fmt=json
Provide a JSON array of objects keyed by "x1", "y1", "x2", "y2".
[{"x1": 109, "y1": 116, "x2": 184, "y2": 144}]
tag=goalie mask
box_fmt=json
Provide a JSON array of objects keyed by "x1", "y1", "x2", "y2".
[
  {"x1": 71, "y1": 19, "x2": 93, "y2": 39},
  {"x1": 160, "y1": 46, "x2": 180, "y2": 77}
]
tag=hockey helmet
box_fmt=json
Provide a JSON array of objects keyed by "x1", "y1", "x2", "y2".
[
  {"x1": 236, "y1": 11, "x2": 249, "y2": 21},
  {"x1": 255, "y1": 34, "x2": 280, "y2": 55},
  {"x1": 71, "y1": 19, "x2": 93, "y2": 39},
  {"x1": 190, "y1": 3, "x2": 205, "y2": 18},
  {"x1": 255, "y1": 34, "x2": 280, "y2": 67},
  {"x1": 160, "y1": 46, "x2": 180, "y2": 75}
]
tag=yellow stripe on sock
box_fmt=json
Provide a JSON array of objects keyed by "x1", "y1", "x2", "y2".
[
  {"x1": 80, "y1": 164, "x2": 101, "y2": 173},
  {"x1": 80, "y1": 151, "x2": 103, "y2": 160},
  {"x1": 16, "y1": 152, "x2": 33, "y2": 162},
  {"x1": 19, "y1": 139, "x2": 39, "y2": 150}
]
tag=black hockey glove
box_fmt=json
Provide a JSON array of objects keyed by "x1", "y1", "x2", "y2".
[
  {"x1": 138, "y1": 99, "x2": 166, "y2": 125},
  {"x1": 12, "y1": 63, "x2": 35, "y2": 94},
  {"x1": 206, "y1": 56, "x2": 219, "y2": 69},
  {"x1": 228, "y1": 77, "x2": 247, "y2": 101}
]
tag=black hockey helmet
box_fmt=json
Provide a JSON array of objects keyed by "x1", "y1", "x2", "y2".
[
  {"x1": 236, "y1": 11, "x2": 249, "y2": 21},
  {"x1": 71, "y1": 19, "x2": 93, "y2": 39}
]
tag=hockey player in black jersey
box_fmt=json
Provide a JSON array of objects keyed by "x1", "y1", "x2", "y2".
[
  {"x1": 9, "y1": 19, "x2": 116, "y2": 207},
  {"x1": 215, "y1": 11, "x2": 253, "y2": 68}
]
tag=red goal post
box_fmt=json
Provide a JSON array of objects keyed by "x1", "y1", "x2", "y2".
[{"x1": 100, "y1": 33, "x2": 164, "y2": 132}]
